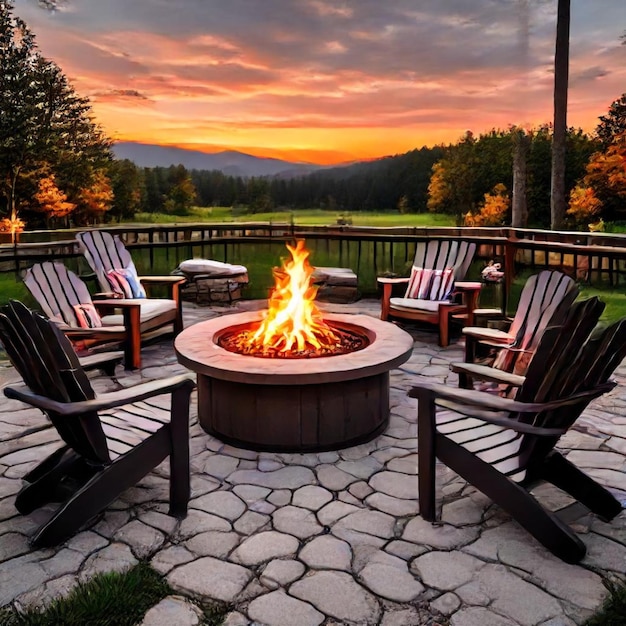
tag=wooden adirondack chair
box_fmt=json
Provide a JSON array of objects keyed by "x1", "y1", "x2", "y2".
[
  {"x1": 76, "y1": 230, "x2": 184, "y2": 333},
  {"x1": 410, "y1": 297, "x2": 625, "y2": 563},
  {"x1": 378, "y1": 239, "x2": 479, "y2": 347},
  {"x1": 23, "y1": 262, "x2": 179, "y2": 369},
  {"x1": 455, "y1": 270, "x2": 579, "y2": 388},
  {"x1": 0, "y1": 301, "x2": 195, "y2": 548}
]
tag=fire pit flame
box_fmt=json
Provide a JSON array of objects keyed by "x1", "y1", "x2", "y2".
[{"x1": 219, "y1": 240, "x2": 367, "y2": 358}]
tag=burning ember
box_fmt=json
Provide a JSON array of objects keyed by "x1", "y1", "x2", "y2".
[{"x1": 218, "y1": 240, "x2": 368, "y2": 358}]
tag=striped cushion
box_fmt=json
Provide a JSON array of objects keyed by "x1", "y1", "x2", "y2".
[
  {"x1": 405, "y1": 266, "x2": 454, "y2": 301},
  {"x1": 73, "y1": 303, "x2": 103, "y2": 328},
  {"x1": 106, "y1": 268, "x2": 146, "y2": 299}
]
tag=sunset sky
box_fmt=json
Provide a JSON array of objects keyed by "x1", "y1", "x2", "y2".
[{"x1": 17, "y1": 0, "x2": 626, "y2": 165}]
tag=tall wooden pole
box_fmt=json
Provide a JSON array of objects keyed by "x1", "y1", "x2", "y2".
[{"x1": 550, "y1": 0, "x2": 571, "y2": 230}]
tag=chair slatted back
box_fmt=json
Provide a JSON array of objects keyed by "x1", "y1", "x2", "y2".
[
  {"x1": 510, "y1": 299, "x2": 626, "y2": 474},
  {"x1": 0, "y1": 301, "x2": 111, "y2": 465},
  {"x1": 492, "y1": 271, "x2": 578, "y2": 374},
  {"x1": 23, "y1": 262, "x2": 93, "y2": 329},
  {"x1": 76, "y1": 231, "x2": 137, "y2": 293},
  {"x1": 412, "y1": 240, "x2": 476, "y2": 281}
]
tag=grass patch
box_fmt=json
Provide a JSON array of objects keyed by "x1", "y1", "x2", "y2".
[
  {"x1": 584, "y1": 576, "x2": 626, "y2": 626},
  {"x1": 131, "y1": 207, "x2": 457, "y2": 227},
  {"x1": 0, "y1": 562, "x2": 225, "y2": 626}
]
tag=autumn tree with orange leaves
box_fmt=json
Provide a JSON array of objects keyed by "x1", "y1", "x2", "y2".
[
  {"x1": 568, "y1": 132, "x2": 626, "y2": 227},
  {"x1": 33, "y1": 175, "x2": 75, "y2": 225},
  {"x1": 465, "y1": 183, "x2": 510, "y2": 227},
  {"x1": 75, "y1": 170, "x2": 113, "y2": 224}
]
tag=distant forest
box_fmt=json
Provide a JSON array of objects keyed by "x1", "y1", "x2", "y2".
[{"x1": 124, "y1": 126, "x2": 598, "y2": 229}]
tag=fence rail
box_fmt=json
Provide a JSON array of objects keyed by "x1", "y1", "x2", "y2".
[{"x1": 3, "y1": 224, "x2": 626, "y2": 304}]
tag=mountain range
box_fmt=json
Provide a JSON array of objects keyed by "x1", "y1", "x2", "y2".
[{"x1": 112, "y1": 142, "x2": 324, "y2": 178}]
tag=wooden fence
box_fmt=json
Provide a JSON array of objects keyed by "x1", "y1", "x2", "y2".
[{"x1": 3, "y1": 224, "x2": 626, "y2": 307}]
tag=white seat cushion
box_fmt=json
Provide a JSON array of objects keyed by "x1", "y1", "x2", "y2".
[
  {"x1": 178, "y1": 259, "x2": 247, "y2": 276},
  {"x1": 390, "y1": 297, "x2": 444, "y2": 313},
  {"x1": 101, "y1": 299, "x2": 176, "y2": 326}
]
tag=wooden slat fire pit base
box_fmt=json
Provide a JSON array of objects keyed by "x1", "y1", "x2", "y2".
[
  {"x1": 175, "y1": 312, "x2": 414, "y2": 452},
  {"x1": 197, "y1": 373, "x2": 390, "y2": 452}
]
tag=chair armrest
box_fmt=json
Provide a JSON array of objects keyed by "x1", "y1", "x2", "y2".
[
  {"x1": 78, "y1": 351, "x2": 124, "y2": 371},
  {"x1": 139, "y1": 276, "x2": 187, "y2": 286},
  {"x1": 449, "y1": 362, "x2": 526, "y2": 387},
  {"x1": 377, "y1": 277, "x2": 410, "y2": 285},
  {"x1": 462, "y1": 327, "x2": 514, "y2": 342},
  {"x1": 4, "y1": 374, "x2": 196, "y2": 417},
  {"x1": 139, "y1": 275, "x2": 185, "y2": 302},
  {"x1": 408, "y1": 377, "x2": 612, "y2": 413}
]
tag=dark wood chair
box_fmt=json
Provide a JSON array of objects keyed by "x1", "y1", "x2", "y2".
[
  {"x1": 410, "y1": 297, "x2": 625, "y2": 563},
  {"x1": 23, "y1": 262, "x2": 179, "y2": 369},
  {"x1": 0, "y1": 300, "x2": 195, "y2": 548},
  {"x1": 455, "y1": 270, "x2": 579, "y2": 388},
  {"x1": 378, "y1": 240, "x2": 479, "y2": 347},
  {"x1": 76, "y1": 230, "x2": 185, "y2": 334}
]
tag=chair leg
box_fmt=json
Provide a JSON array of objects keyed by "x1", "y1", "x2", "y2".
[
  {"x1": 168, "y1": 384, "x2": 193, "y2": 516},
  {"x1": 459, "y1": 336, "x2": 476, "y2": 389},
  {"x1": 416, "y1": 389, "x2": 438, "y2": 521},
  {"x1": 122, "y1": 305, "x2": 142, "y2": 370},
  {"x1": 437, "y1": 437, "x2": 587, "y2": 563},
  {"x1": 31, "y1": 430, "x2": 171, "y2": 547},
  {"x1": 16, "y1": 450, "x2": 88, "y2": 514},
  {"x1": 540, "y1": 452, "x2": 623, "y2": 522},
  {"x1": 439, "y1": 314, "x2": 450, "y2": 347}
]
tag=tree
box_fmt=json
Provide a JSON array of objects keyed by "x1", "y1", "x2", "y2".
[
  {"x1": 109, "y1": 159, "x2": 144, "y2": 222},
  {"x1": 164, "y1": 165, "x2": 196, "y2": 215},
  {"x1": 465, "y1": 183, "x2": 510, "y2": 227},
  {"x1": 33, "y1": 174, "x2": 75, "y2": 225},
  {"x1": 550, "y1": 0, "x2": 571, "y2": 230},
  {"x1": 75, "y1": 170, "x2": 113, "y2": 224},
  {"x1": 569, "y1": 132, "x2": 626, "y2": 223},
  {"x1": 0, "y1": 1, "x2": 111, "y2": 230},
  {"x1": 511, "y1": 128, "x2": 530, "y2": 227},
  {"x1": 596, "y1": 93, "x2": 626, "y2": 148}
]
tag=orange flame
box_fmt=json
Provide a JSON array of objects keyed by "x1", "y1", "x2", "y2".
[{"x1": 249, "y1": 240, "x2": 340, "y2": 354}]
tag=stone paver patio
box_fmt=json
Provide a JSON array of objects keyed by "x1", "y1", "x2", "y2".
[{"x1": 1, "y1": 299, "x2": 625, "y2": 626}]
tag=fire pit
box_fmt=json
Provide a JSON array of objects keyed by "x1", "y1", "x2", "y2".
[{"x1": 175, "y1": 241, "x2": 414, "y2": 451}]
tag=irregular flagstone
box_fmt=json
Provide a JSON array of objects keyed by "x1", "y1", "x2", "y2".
[
  {"x1": 233, "y1": 511, "x2": 270, "y2": 535},
  {"x1": 466, "y1": 524, "x2": 605, "y2": 609},
  {"x1": 470, "y1": 564, "x2": 563, "y2": 626},
  {"x1": 272, "y1": 505, "x2": 323, "y2": 539},
  {"x1": 228, "y1": 466, "x2": 315, "y2": 489},
  {"x1": 386, "y1": 453, "x2": 418, "y2": 474},
  {"x1": 316, "y1": 464, "x2": 360, "y2": 490},
  {"x1": 248, "y1": 590, "x2": 324, "y2": 626},
  {"x1": 178, "y1": 511, "x2": 231, "y2": 538},
  {"x1": 336, "y1": 457, "x2": 383, "y2": 480},
  {"x1": 114, "y1": 520, "x2": 165, "y2": 559},
  {"x1": 150, "y1": 546, "x2": 196, "y2": 575},
  {"x1": 450, "y1": 606, "x2": 518, "y2": 626},
  {"x1": 292, "y1": 485, "x2": 333, "y2": 510},
  {"x1": 184, "y1": 531, "x2": 240, "y2": 558},
  {"x1": 260, "y1": 559, "x2": 306, "y2": 589},
  {"x1": 441, "y1": 497, "x2": 486, "y2": 526},
  {"x1": 200, "y1": 454, "x2": 240, "y2": 479},
  {"x1": 79, "y1": 543, "x2": 138, "y2": 582},
  {"x1": 332, "y1": 509, "x2": 396, "y2": 539},
  {"x1": 190, "y1": 491, "x2": 247, "y2": 521},
  {"x1": 317, "y1": 501, "x2": 361, "y2": 526},
  {"x1": 403, "y1": 516, "x2": 479, "y2": 549},
  {"x1": 411, "y1": 551, "x2": 484, "y2": 590},
  {"x1": 0, "y1": 554, "x2": 52, "y2": 606},
  {"x1": 230, "y1": 530, "x2": 299, "y2": 565},
  {"x1": 290, "y1": 570, "x2": 381, "y2": 624},
  {"x1": 299, "y1": 535, "x2": 352, "y2": 571},
  {"x1": 232, "y1": 484, "x2": 271, "y2": 503},
  {"x1": 365, "y1": 492, "x2": 419, "y2": 517},
  {"x1": 357, "y1": 550, "x2": 424, "y2": 602},
  {"x1": 582, "y1": 532, "x2": 626, "y2": 573},
  {"x1": 167, "y1": 557, "x2": 252, "y2": 603},
  {"x1": 140, "y1": 595, "x2": 204, "y2": 626},
  {"x1": 369, "y1": 470, "x2": 417, "y2": 500}
]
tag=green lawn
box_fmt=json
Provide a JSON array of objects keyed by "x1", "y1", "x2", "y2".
[{"x1": 131, "y1": 207, "x2": 457, "y2": 227}]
